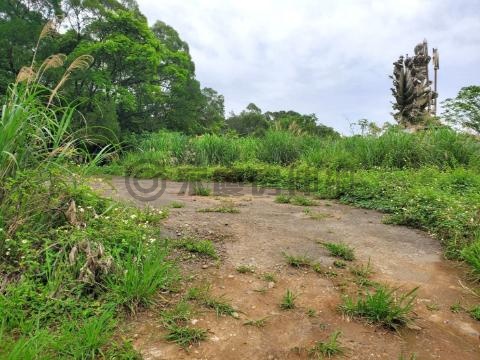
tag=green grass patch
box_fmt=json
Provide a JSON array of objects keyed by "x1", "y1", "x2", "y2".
[
  {"x1": 303, "y1": 208, "x2": 330, "y2": 220},
  {"x1": 340, "y1": 285, "x2": 418, "y2": 329},
  {"x1": 283, "y1": 252, "x2": 312, "y2": 267},
  {"x1": 236, "y1": 265, "x2": 255, "y2": 274},
  {"x1": 280, "y1": 289, "x2": 297, "y2": 310},
  {"x1": 191, "y1": 182, "x2": 211, "y2": 196},
  {"x1": 243, "y1": 317, "x2": 268, "y2": 328},
  {"x1": 174, "y1": 238, "x2": 218, "y2": 259},
  {"x1": 165, "y1": 325, "x2": 207, "y2": 348},
  {"x1": 308, "y1": 331, "x2": 343, "y2": 359},
  {"x1": 469, "y1": 306, "x2": 480, "y2": 321},
  {"x1": 275, "y1": 194, "x2": 316, "y2": 206},
  {"x1": 198, "y1": 206, "x2": 240, "y2": 213},
  {"x1": 169, "y1": 201, "x2": 185, "y2": 208},
  {"x1": 322, "y1": 242, "x2": 355, "y2": 261}
]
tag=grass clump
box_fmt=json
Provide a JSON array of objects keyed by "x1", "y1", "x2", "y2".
[
  {"x1": 333, "y1": 260, "x2": 347, "y2": 269},
  {"x1": 165, "y1": 325, "x2": 207, "y2": 348},
  {"x1": 191, "y1": 182, "x2": 211, "y2": 196},
  {"x1": 461, "y1": 240, "x2": 480, "y2": 281},
  {"x1": 243, "y1": 317, "x2": 268, "y2": 328},
  {"x1": 322, "y1": 242, "x2": 355, "y2": 261},
  {"x1": 280, "y1": 289, "x2": 297, "y2": 310},
  {"x1": 169, "y1": 201, "x2": 185, "y2": 208},
  {"x1": 236, "y1": 265, "x2": 255, "y2": 274},
  {"x1": 275, "y1": 194, "x2": 316, "y2": 206},
  {"x1": 308, "y1": 331, "x2": 343, "y2": 359},
  {"x1": 186, "y1": 284, "x2": 237, "y2": 317},
  {"x1": 304, "y1": 208, "x2": 329, "y2": 220},
  {"x1": 262, "y1": 273, "x2": 277, "y2": 282},
  {"x1": 350, "y1": 259, "x2": 373, "y2": 278},
  {"x1": 174, "y1": 238, "x2": 218, "y2": 259},
  {"x1": 469, "y1": 306, "x2": 480, "y2": 321},
  {"x1": 283, "y1": 252, "x2": 311, "y2": 267},
  {"x1": 198, "y1": 206, "x2": 240, "y2": 213},
  {"x1": 340, "y1": 285, "x2": 418, "y2": 329}
]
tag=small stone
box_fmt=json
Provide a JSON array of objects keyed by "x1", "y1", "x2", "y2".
[
  {"x1": 231, "y1": 312, "x2": 240, "y2": 319},
  {"x1": 202, "y1": 264, "x2": 209, "y2": 269},
  {"x1": 268, "y1": 281, "x2": 275, "y2": 289},
  {"x1": 228, "y1": 274, "x2": 234, "y2": 279},
  {"x1": 191, "y1": 319, "x2": 199, "y2": 325},
  {"x1": 210, "y1": 335, "x2": 220, "y2": 342}
]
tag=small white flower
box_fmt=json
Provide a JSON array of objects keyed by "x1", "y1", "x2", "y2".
[
  {"x1": 130, "y1": 214, "x2": 137, "y2": 219},
  {"x1": 79, "y1": 207, "x2": 85, "y2": 213},
  {"x1": 5, "y1": 251, "x2": 10, "y2": 256},
  {"x1": 21, "y1": 239, "x2": 28, "y2": 244},
  {"x1": 149, "y1": 238, "x2": 156, "y2": 243}
]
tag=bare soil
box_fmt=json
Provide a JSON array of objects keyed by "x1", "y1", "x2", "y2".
[{"x1": 97, "y1": 177, "x2": 480, "y2": 360}]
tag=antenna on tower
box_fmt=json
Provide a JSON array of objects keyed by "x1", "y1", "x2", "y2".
[{"x1": 432, "y1": 48, "x2": 439, "y2": 115}]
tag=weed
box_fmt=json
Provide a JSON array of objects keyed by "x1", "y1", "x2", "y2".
[
  {"x1": 169, "y1": 201, "x2": 185, "y2": 208},
  {"x1": 333, "y1": 260, "x2": 346, "y2": 269},
  {"x1": 192, "y1": 182, "x2": 211, "y2": 196},
  {"x1": 322, "y1": 242, "x2": 355, "y2": 261},
  {"x1": 304, "y1": 208, "x2": 329, "y2": 220},
  {"x1": 203, "y1": 297, "x2": 236, "y2": 317},
  {"x1": 262, "y1": 273, "x2": 277, "y2": 282},
  {"x1": 340, "y1": 285, "x2": 418, "y2": 329},
  {"x1": 275, "y1": 194, "x2": 291, "y2": 204},
  {"x1": 308, "y1": 331, "x2": 343, "y2": 359},
  {"x1": 307, "y1": 309, "x2": 317, "y2": 317},
  {"x1": 165, "y1": 325, "x2": 207, "y2": 348},
  {"x1": 281, "y1": 289, "x2": 297, "y2": 310},
  {"x1": 161, "y1": 301, "x2": 195, "y2": 326},
  {"x1": 450, "y1": 302, "x2": 463, "y2": 313},
  {"x1": 198, "y1": 206, "x2": 240, "y2": 213},
  {"x1": 426, "y1": 302, "x2": 440, "y2": 311},
  {"x1": 185, "y1": 285, "x2": 210, "y2": 301},
  {"x1": 469, "y1": 306, "x2": 480, "y2": 321},
  {"x1": 243, "y1": 317, "x2": 268, "y2": 328},
  {"x1": 350, "y1": 259, "x2": 373, "y2": 278},
  {"x1": 236, "y1": 265, "x2": 255, "y2": 274},
  {"x1": 174, "y1": 238, "x2": 218, "y2": 259},
  {"x1": 275, "y1": 195, "x2": 316, "y2": 206},
  {"x1": 283, "y1": 252, "x2": 311, "y2": 267}
]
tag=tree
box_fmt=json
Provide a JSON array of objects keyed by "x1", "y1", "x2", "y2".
[
  {"x1": 226, "y1": 103, "x2": 269, "y2": 136},
  {"x1": 265, "y1": 110, "x2": 339, "y2": 137},
  {"x1": 442, "y1": 86, "x2": 480, "y2": 134}
]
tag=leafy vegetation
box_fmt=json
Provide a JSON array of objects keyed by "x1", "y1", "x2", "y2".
[
  {"x1": 284, "y1": 253, "x2": 312, "y2": 267},
  {"x1": 340, "y1": 286, "x2": 418, "y2": 329},
  {"x1": 280, "y1": 289, "x2": 297, "y2": 310},
  {"x1": 322, "y1": 242, "x2": 355, "y2": 261},
  {"x1": 174, "y1": 238, "x2": 218, "y2": 259},
  {"x1": 308, "y1": 331, "x2": 344, "y2": 359}
]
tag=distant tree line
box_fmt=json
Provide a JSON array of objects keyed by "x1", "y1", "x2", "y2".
[{"x1": 0, "y1": 0, "x2": 339, "y2": 145}]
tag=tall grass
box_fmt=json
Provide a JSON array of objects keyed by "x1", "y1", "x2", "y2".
[{"x1": 114, "y1": 127, "x2": 480, "y2": 172}]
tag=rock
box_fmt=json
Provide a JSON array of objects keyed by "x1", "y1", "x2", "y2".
[
  {"x1": 228, "y1": 274, "x2": 234, "y2": 279},
  {"x1": 231, "y1": 312, "x2": 240, "y2": 319},
  {"x1": 210, "y1": 335, "x2": 220, "y2": 342},
  {"x1": 268, "y1": 281, "x2": 275, "y2": 289},
  {"x1": 202, "y1": 264, "x2": 209, "y2": 269},
  {"x1": 191, "y1": 319, "x2": 199, "y2": 325}
]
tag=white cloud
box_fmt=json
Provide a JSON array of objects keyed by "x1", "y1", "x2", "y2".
[{"x1": 137, "y1": 0, "x2": 480, "y2": 133}]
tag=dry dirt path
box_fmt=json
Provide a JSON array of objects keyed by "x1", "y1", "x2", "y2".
[{"x1": 97, "y1": 177, "x2": 480, "y2": 360}]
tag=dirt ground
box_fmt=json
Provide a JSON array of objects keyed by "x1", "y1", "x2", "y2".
[{"x1": 96, "y1": 177, "x2": 480, "y2": 360}]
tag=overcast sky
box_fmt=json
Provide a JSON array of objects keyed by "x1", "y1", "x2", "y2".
[{"x1": 137, "y1": 0, "x2": 480, "y2": 133}]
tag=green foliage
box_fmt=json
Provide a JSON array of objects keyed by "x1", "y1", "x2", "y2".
[
  {"x1": 108, "y1": 245, "x2": 176, "y2": 314},
  {"x1": 243, "y1": 317, "x2": 268, "y2": 327},
  {"x1": 283, "y1": 253, "x2": 312, "y2": 268},
  {"x1": 340, "y1": 286, "x2": 418, "y2": 329},
  {"x1": 174, "y1": 238, "x2": 218, "y2": 259},
  {"x1": 461, "y1": 240, "x2": 480, "y2": 281},
  {"x1": 442, "y1": 86, "x2": 480, "y2": 134},
  {"x1": 191, "y1": 182, "x2": 211, "y2": 196},
  {"x1": 236, "y1": 265, "x2": 255, "y2": 274},
  {"x1": 469, "y1": 305, "x2": 480, "y2": 321},
  {"x1": 198, "y1": 206, "x2": 240, "y2": 213},
  {"x1": 164, "y1": 325, "x2": 207, "y2": 348},
  {"x1": 280, "y1": 289, "x2": 297, "y2": 310},
  {"x1": 322, "y1": 242, "x2": 355, "y2": 261},
  {"x1": 308, "y1": 331, "x2": 343, "y2": 359}
]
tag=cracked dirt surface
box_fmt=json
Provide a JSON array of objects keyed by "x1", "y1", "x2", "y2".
[{"x1": 97, "y1": 177, "x2": 480, "y2": 359}]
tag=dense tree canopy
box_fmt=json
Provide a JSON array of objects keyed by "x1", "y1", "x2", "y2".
[
  {"x1": 1, "y1": 0, "x2": 337, "y2": 142},
  {"x1": 442, "y1": 86, "x2": 480, "y2": 135},
  {"x1": 226, "y1": 104, "x2": 339, "y2": 137}
]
